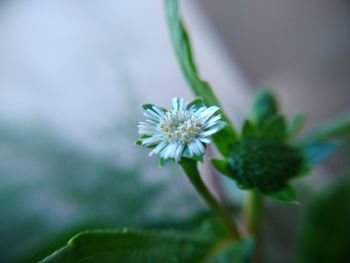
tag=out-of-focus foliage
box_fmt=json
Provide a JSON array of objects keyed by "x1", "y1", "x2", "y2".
[
  {"x1": 298, "y1": 175, "x2": 350, "y2": 263},
  {"x1": 0, "y1": 121, "x2": 201, "y2": 263}
]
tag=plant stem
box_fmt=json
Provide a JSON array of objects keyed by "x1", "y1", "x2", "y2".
[
  {"x1": 243, "y1": 190, "x2": 263, "y2": 263},
  {"x1": 180, "y1": 158, "x2": 241, "y2": 239},
  {"x1": 243, "y1": 190, "x2": 263, "y2": 235}
]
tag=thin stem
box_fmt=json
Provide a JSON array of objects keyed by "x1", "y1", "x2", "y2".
[
  {"x1": 243, "y1": 190, "x2": 263, "y2": 235},
  {"x1": 180, "y1": 158, "x2": 241, "y2": 239},
  {"x1": 243, "y1": 190, "x2": 263, "y2": 263}
]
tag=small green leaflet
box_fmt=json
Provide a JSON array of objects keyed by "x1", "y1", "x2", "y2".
[
  {"x1": 265, "y1": 185, "x2": 299, "y2": 204},
  {"x1": 251, "y1": 88, "x2": 279, "y2": 128},
  {"x1": 303, "y1": 112, "x2": 350, "y2": 141}
]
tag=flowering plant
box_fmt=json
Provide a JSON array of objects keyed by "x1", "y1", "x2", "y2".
[{"x1": 41, "y1": 0, "x2": 350, "y2": 262}]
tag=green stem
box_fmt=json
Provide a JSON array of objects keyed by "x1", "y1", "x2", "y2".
[
  {"x1": 243, "y1": 190, "x2": 263, "y2": 235},
  {"x1": 243, "y1": 190, "x2": 263, "y2": 263},
  {"x1": 180, "y1": 158, "x2": 241, "y2": 239}
]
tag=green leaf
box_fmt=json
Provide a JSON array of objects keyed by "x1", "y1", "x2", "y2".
[
  {"x1": 298, "y1": 175, "x2": 350, "y2": 263},
  {"x1": 134, "y1": 139, "x2": 142, "y2": 146},
  {"x1": 164, "y1": 0, "x2": 237, "y2": 156},
  {"x1": 142, "y1": 103, "x2": 156, "y2": 111},
  {"x1": 287, "y1": 113, "x2": 305, "y2": 138},
  {"x1": 260, "y1": 114, "x2": 287, "y2": 140},
  {"x1": 41, "y1": 229, "x2": 215, "y2": 263},
  {"x1": 303, "y1": 112, "x2": 350, "y2": 141},
  {"x1": 42, "y1": 229, "x2": 254, "y2": 263},
  {"x1": 159, "y1": 157, "x2": 171, "y2": 167},
  {"x1": 265, "y1": 185, "x2": 299, "y2": 204},
  {"x1": 251, "y1": 88, "x2": 279, "y2": 127},
  {"x1": 241, "y1": 120, "x2": 256, "y2": 137},
  {"x1": 300, "y1": 141, "x2": 339, "y2": 165},
  {"x1": 211, "y1": 158, "x2": 232, "y2": 177}
]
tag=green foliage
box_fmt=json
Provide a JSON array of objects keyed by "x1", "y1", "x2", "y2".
[
  {"x1": 260, "y1": 114, "x2": 287, "y2": 141},
  {"x1": 41, "y1": 229, "x2": 253, "y2": 263},
  {"x1": 211, "y1": 159, "x2": 231, "y2": 178},
  {"x1": 241, "y1": 120, "x2": 257, "y2": 137},
  {"x1": 0, "y1": 122, "x2": 201, "y2": 263},
  {"x1": 227, "y1": 137, "x2": 304, "y2": 193},
  {"x1": 164, "y1": 0, "x2": 237, "y2": 156},
  {"x1": 303, "y1": 112, "x2": 350, "y2": 141},
  {"x1": 300, "y1": 141, "x2": 339, "y2": 165},
  {"x1": 251, "y1": 89, "x2": 279, "y2": 128},
  {"x1": 41, "y1": 229, "x2": 214, "y2": 263},
  {"x1": 265, "y1": 186, "x2": 299, "y2": 204},
  {"x1": 287, "y1": 113, "x2": 305, "y2": 138},
  {"x1": 298, "y1": 176, "x2": 350, "y2": 263}
]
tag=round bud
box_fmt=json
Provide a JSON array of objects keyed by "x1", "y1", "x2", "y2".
[{"x1": 228, "y1": 137, "x2": 304, "y2": 192}]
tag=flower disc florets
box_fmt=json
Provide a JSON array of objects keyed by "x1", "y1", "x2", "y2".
[{"x1": 136, "y1": 98, "x2": 225, "y2": 162}]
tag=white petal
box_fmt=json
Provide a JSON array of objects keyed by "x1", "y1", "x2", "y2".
[
  {"x1": 142, "y1": 136, "x2": 163, "y2": 146},
  {"x1": 199, "y1": 137, "x2": 211, "y2": 144},
  {"x1": 199, "y1": 106, "x2": 220, "y2": 121},
  {"x1": 200, "y1": 127, "x2": 220, "y2": 137},
  {"x1": 172, "y1": 97, "x2": 179, "y2": 111},
  {"x1": 204, "y1": 115, "x2": 221, "y2": 128},
  {"x1": 192, "y1": 106, "x2": 206, "y2": 115},
  {"x1": 161, "y1": 143, "x2": 177, "y2": 159},
  {"x1": 138, "y1": 122, "x2": 158, "y2": 135},
  {"x1": 152, "y1": 106, "x2": 165, "y2": 116},
  {"x1": 194, "y1": 139, "x2": 205, "y2": 154},
  {"x1": 149, "y1": 141, "x2": 168, "y2": 156},
  {"x1": 146, "y1": 109, "x2": 161, "y2": 118},
  {"x1": 174, "y1": 144, "x2": 185, "y2": 162},
  {"x1": 178, "y1": 98, "x2": 185, "y2": 112},
  {"x1": 143, "y1": 111, "x2": 159, "y2": 121},
  {"x1": 187, "y1": 140, "x2": 201, "y2": 156}
]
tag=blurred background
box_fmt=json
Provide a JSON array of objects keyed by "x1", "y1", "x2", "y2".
[{"x1": 0, "y1": 0, "x2": 349, "y2": 262}]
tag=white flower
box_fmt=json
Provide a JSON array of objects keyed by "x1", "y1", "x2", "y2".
[{"x1": 136, "y1": 97, "x2": 225, "y2": 162}]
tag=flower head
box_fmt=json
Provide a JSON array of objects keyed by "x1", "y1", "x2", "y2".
[{"x1": 136, "y1": 97, "x2": 226, "y2": 162}]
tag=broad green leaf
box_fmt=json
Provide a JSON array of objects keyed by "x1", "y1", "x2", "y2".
[
  {"x1": 298, "y1": 176, "x2": 350, "y2": 263},
  {"x1": 211, "y1": 158, "x2": 232, "y2": 177},
  {"x1": 41, "y1": 229, "x2": 215, "y2": 263},
  {"x1": 251, "y1": 88, "x2": 279, "y2": 127},
  {"x1": 164, "y1": 0, "x2": 237, "y2": 156},
  {"x1": 300, "y1": 141, "x2": 339, "y2": 165},
  {"x1": 287, "y1": 113, "x2": 305, "y2": 138},
  {"x1": 303, "y1": 112, "x2": 350, "y2": 141},
  {"x1": 41, "y1": 229, "x2": 251, "y2": 263},
  {"x1": 265, "y1": 185, "x2": 299, "y2": 204}
]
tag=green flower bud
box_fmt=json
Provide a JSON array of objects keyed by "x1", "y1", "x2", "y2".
[{"x1": 228, "y1": 137, "x2": 304, "y2": 193}]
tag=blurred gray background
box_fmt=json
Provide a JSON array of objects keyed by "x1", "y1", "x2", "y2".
[{"x1": 199, "y1": 0, "x2": 350, "y2": 127}]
